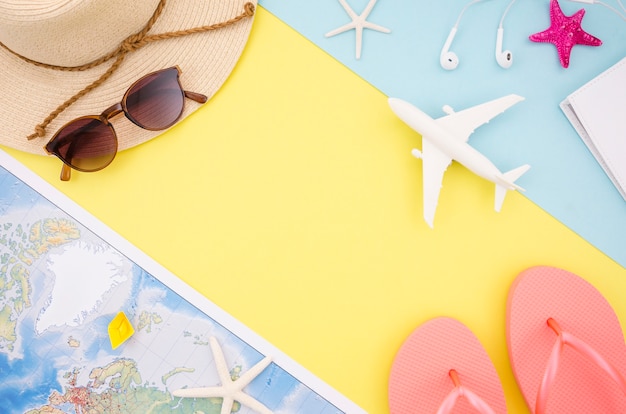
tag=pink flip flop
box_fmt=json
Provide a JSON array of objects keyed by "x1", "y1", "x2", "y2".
[
  {"x1": 507, "y1": 266, "x2": 626, "y2": 413},
  {"x1": 389, "y1": 317, "x2": 507, "y2": 414}
]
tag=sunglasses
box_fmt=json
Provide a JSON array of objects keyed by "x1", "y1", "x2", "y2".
[{"x1": 44, "y1": 66, "x2": 207, "y2": 181}]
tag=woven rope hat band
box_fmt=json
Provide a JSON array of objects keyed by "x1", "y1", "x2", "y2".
[{"x1": 0, "y1": 0, "x2": 257, "y2": 155}]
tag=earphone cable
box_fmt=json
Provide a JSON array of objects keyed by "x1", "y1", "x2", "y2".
[
  {"x1": 454, "y1": 0, "x2": 487, "y2": 28},
  {"x1": 596, "y1": 0, "x2": 626, "y2": 20},
  {"x1": 499, "y1": 0, "x2": 518, "y2": 28}
]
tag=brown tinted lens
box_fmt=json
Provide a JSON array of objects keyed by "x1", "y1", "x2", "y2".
[
  {"x1": 46, "y1": 118, "x2": 117, "y2": 172},
  {"x1": 124, "y1": 67, "x2": 185, "y2": 130}
]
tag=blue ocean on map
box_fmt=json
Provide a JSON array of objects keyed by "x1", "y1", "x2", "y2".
[{"x1": 0, "y1": 322, "x2": 61, "y2": 410}]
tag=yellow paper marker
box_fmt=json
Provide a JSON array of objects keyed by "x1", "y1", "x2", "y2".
[{"x1": 108, "y1": 312, "x2": 135, "y2": 349}]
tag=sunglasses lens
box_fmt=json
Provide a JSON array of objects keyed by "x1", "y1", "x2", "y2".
[
  {"x1": 124, "y1": 67, "x2": 185, "y2": 130},
  {"x1": 46, "y1": 118, "x2": 117, "y2": 172}
]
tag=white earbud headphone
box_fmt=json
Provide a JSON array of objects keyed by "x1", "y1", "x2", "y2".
[
  {"x1": 440, "y1": 27, "x2": 459, "y2": 70},
  {"x1": 495, "y1": 0, "x2": 516, "y2": 69},
  {"x1": 439, "y1": 0, "x2": 485, "y2": 70},
  {"x1": 495, "y1": 27, "x2": 512, "y2": 68},
  {"x1": 440, "y1": 0, "x2": 518, "y2": 70}
]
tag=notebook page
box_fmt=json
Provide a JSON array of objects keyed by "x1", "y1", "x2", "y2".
[{"x1": 560, "y1": 57, "x2": 626, "y2": 201}]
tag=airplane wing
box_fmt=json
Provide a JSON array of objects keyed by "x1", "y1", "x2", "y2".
[
  {"x1": 420, "y1": 137, "x2": 452, "y2": 228},
  {"x1": 435, "y1": 94, "x2": 524, "y2": 142}
]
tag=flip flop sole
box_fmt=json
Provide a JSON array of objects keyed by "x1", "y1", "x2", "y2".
[
  {"x1": 389, "y1": 317, "x2": 506, "y2": 413},
  {"x1": 507, "y1": 266, "x2": 626, "y2": 412}
]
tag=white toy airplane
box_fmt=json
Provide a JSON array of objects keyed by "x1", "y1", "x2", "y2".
[{"x1": 388, "y1": 94, "x2": 530, "y2": 228}]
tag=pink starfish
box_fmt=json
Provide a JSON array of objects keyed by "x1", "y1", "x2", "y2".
[{"x1": 529, "y1": 0, "x2": 602, "y2": 68}]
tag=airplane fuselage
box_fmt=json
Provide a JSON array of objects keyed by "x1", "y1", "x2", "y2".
[{"x1": 392, "y1": 102, "x2": 514, "y2": 189}]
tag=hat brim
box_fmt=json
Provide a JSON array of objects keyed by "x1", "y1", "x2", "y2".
[{"x1": 0, "y1": 0, "x2": 257, "y2": 155}]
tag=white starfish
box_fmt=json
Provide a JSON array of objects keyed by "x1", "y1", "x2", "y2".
[
  {"x1": 325, "y1": 0, "x2": 391, "y2": 59},
  {"x1": 172, "y1": 337, "x2": 273, "y2": 414}
]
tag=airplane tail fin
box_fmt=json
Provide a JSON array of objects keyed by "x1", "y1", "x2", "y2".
[{"x1": 494, "y1": 164, "x2": 531, "y2": 212}]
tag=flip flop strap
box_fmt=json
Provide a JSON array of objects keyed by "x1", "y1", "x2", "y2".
[
  {"x1": 536, "y1": 322, "x2": 626, "y2": 414},
  {"x1": 437, "y1": 371, "x2": 497, "y2": 414}
]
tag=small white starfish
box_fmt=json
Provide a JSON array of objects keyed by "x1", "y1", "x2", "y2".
[
  {"x1": 172, "y1": 337, "x2": 273, "y2": 414},
  {"x1": 325, "y1": 0, "x2": 391, "y2": 59}
]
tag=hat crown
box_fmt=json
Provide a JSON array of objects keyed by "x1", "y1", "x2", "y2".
[{"x1": 0, "y1": 0, "x2": 161, "y2": 66}]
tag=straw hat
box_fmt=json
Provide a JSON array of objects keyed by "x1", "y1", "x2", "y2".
[{"x1": 0, "y1": 0, "x2": 257, "y2": 155}]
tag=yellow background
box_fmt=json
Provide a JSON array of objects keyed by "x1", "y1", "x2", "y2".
[{"x1": 4, "y1": 8, "x2": 625, "y2": 413}]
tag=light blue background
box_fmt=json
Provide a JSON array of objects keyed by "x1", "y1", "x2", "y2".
[{"x1": 259, "y1": 0, "x2": 626, "y2": 267}]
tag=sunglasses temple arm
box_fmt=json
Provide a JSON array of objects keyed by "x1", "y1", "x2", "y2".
[
  {"x1": 184, "y1": 91, "x2": 208, "y2": 104},
  {"x1": 60, "y1": 163, "x2": 72, "y2": 181}
]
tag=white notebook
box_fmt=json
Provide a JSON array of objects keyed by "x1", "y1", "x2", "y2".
[{"x1": 561, "y1": 57, "x2": 626, "y2": 201}]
